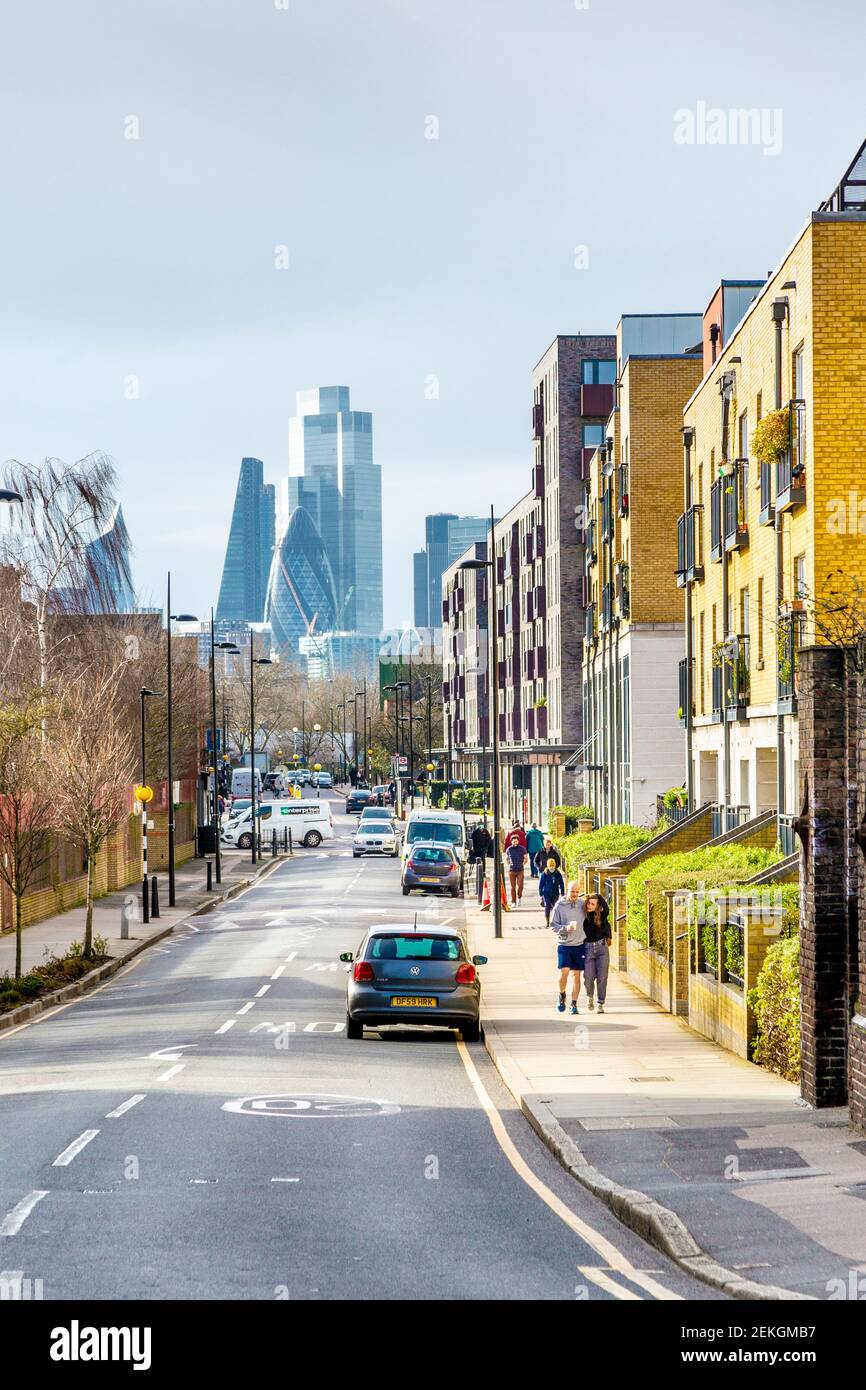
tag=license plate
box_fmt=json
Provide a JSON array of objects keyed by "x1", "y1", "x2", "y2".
[
  {"x1": 419, "y1": 876, "x2": 439, "y2": 883},
  {"x1": 391, "y1": 996, "x2": 437, "y2": 1008}
]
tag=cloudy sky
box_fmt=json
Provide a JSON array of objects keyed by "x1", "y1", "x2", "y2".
[{"x1": 0, "y1": 0, "x2": 862, "y2": 626}]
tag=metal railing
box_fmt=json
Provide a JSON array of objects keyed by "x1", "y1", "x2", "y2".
[
  {"x1": 777, "y1": 610, "x2": 805, "y2": 706},
  {"x1": 723, "y1": 460, "x2": 749, "y2": 550},
  {"x1": 710, "y1": 478, "x2": 723, "y2": 561},
  {"x1": 678, "y1": 657, "x2": 692, "y2": 724}
]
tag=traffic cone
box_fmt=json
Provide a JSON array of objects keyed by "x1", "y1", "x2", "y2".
[
  {"x1": 481, "y1": 877, "x2": 491, "y2": 911},
  {"x1": 500, "y1": 871, "x2": 510, "y2": 912}
]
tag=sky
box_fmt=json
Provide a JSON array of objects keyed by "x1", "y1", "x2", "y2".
[{"x1": 1, "y1": 0, "x2": 864, "y2": 627}]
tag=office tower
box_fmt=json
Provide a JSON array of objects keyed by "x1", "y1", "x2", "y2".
[
  {"x1": 282, "y1": 386, "x2": 383, "y2": 636},
  {"x1": 51, "y1": 502, "x2": 135, "y2": 614},
  {"x1": 413, "y1": 515, "x2": 493, "y2": 631},
  {"x1": 413, "y1": 551, "x2": 429, "y2": 627},
  {"x1": 216, "y1": 458, "x2": 276, "y2": 624},
  {"x1": 264, "y1": 506, "x2": 338, "y2": 662}
]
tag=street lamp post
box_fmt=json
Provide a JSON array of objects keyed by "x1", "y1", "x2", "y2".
[
  {"x1": 341, "y1": 701, "x2": 348, "y2": 784},
  {"x1": 209, "y1": 613, "x2": 224, "y2": 885},
  {"x1": 139, "y1": 687, "x2": 162, "y2": 924},
  {"x1": 248, "y1": 638, "x2": 273, "y2": 865},
  {"x1": 458, "y1": 503, "x2": 502, "y2": 938},
  {"x1": 348, "y1": 696, "x2": 357, "y2": 784},
  {"x1": 166, "y1": 574, "x2": 197, "y2": 907}
]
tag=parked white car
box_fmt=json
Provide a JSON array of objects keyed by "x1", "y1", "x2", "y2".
[
  {"x1": 353, "y1": 816, "x2": 401, "y2": 857},
  {"x1": 222, "y1": 799, "x2": 334, "y2": 849}
]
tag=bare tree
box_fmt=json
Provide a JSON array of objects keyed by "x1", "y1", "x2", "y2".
[
  {"x1": 0, "y1": 453, "x2": 131, "y2": 691},
  {"x1": 51, "y1": 663, "x2": 137, "y2": 958},
  {"x1": 0, "y1": 693, "x2": 54, "y2": 979}
]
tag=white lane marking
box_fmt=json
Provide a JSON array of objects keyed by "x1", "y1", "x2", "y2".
[
  {"x1": 215, "y1": 1020, "x2": 236, "y2": 1035},
  {"x1": 270, "y1": 966, "x2": 285, "y2": 980},
  {"x1": 187, "y1": 924, "x2": 201, "y2": 933},
  {"x1": 237, "y1": 1002, "x2": 255, "y2": 1015},
  {"x1": 271, "y1": 1177, "x2": 300, "y2": 1183},
  {"x1": 454, "y1": 1041, "x2": 683, "y2": 1302},
  {"x1": 255, "y1": 985, "x2": 271, "y2": 997},
  {"x1": 156, "y1": 1063, "x2": 185, "y2": 1083},
  {"x1": 52, "y1": 1130, "x2": 100, "y2": 1167},
  {"x1": 105, "y1": 1095, "x2": 146, "y2": 1119},
  {"x1": 146, "y1": 1045, "x2": 197, "y2": 1060},
  {"x1": 303, "y1": 1021, "x2": 344, "y2": 1033},
  {"x1": 0, "y1": 1191, "x2": 49, "y2": 1237},
  {"x1": 284, "y1": 952, "x2": 297, "y2": 963},
  {"x1": 342, "y1": 867, "x2": 364, "y2": 896},
  {"x1": 578, "y1": 1266, "x2": 642, "y2": 1301}
]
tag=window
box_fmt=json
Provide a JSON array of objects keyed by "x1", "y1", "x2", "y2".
[
  {"x1": 739, "y1": 410, "x2": 749, "y2": 460},
  {"x1": 367, "y1": 932, "x2": 462, "y2": 960},
  {"x1": 795, "y1": 554, "x2": 806, "y2": 599},
  {"x1": 582, "y1": 359, "x2": 617, "y2": 385},
  {"x1": 699, "y1": 611, "x2": 705, "y2": 715},
  {"x1": 740, "y1": 587, "x2": 750, "y2": 637},
  {"x1": 697, "y1": 462, "x2": 704, "y2": 505},
  {"x1": 583, "y1": 423, "x2": 605, "y2": 448},
  {"x1": 794, "y1": 346, "x2": 805, "y2": 401},
  {"x1": 756, "y1": 390, "x2": 762, "y2": 423}
]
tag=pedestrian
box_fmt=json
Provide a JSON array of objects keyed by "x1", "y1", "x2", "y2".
[
  {"x1": 508, "y1": 820, "x2": 527, "y2": 850},
  {"x1": 549, "y1": 881, "x2": 586, "y2": 1015},
  {"x1": 582, "y1": 893, "x2": 612, "y2": 1014},
  {"x1": 505, "y1": 832, "x2": 527, "y2": 905},
  {"x1": 538, "y1": 857, "x2": 565, "y2": 924},
  {"x1": 526, "y1": 821, "x2": 545, "y2": 878},
  {"x1": 533, "y1": 835, "x2": 561, "y2": 876},
  {"x1": 471, "y1": 820, "x2": 493, "y2": 867}
]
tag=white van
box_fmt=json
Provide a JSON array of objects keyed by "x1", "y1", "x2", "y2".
[
  {"x1": 222, "y1": 799, "x2": 334, "y2": 849},
  {"x1": 402, "y1": 808, "x2": 467, "y2": 867},
  {"x1": 231, "y1": 767, "x2": 262, "y2": 800}
]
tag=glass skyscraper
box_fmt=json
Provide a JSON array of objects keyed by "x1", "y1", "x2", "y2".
[
  {"x1": 281, "y1": 387, "x2": 382, "y2": 636},
  {"x1": 52, "y1": 502, "x2": 135, "y2": 614},
  {"x1": 216, "y1": 458, "x2": 276, "y2": 623},
  {"x1": 413, "y1": 514, "x2": 493, "y2": 629},
  {"x1": 264, "y1": 506, "x2": 338, "y2": 662}
]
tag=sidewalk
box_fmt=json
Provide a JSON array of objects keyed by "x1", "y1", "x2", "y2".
[
  {"x1": 0, "y1": 847, "x2": 283, "y2": 981},
  {"x1": 467, "y1": 889, "x2": 866, "y2": 1299}
]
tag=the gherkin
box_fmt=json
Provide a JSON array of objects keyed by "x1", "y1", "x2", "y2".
[{"x1": 264, "y1": 506, "x2": 337, "y2": 662}]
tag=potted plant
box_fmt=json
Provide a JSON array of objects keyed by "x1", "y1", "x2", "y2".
[{"x1": 751, "y1": 408, "x2": 789, "y2": 463}]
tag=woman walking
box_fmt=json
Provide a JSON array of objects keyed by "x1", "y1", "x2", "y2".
[
  {"x1": 582, "y1": 893, "x2": 611, "y2": 1013},
  {"x1": 538, "y1": 857, "x2": 565, "y2": 925}
]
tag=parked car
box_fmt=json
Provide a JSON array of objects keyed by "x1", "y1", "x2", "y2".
[
  {"x1": 340, "y1": 925, "x2": 486, "y2": 1041},
  {"x1": 353, "y1": 815, "x2": 400, "y2": 857},
  {"x1": 369, "y1": 784, "x2": 391, "y2": 806},
  {"x1": 314, "y1": 771, "x2": 333, "y2": 789},
  {"x1": 222, "y1": 799, "x2": 334, "y2": 849},
  {"x1": 346, "y1": 788, "x2": 374, "y2": 814},
  {"x1": 401, "y1": 843, "x2": 462, "y2": 897},
  {"x1": 231, "y1": 767, "x2": 262, "y2": 799}
]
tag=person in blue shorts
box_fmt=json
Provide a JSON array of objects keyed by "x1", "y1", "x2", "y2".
[{"x1": 549, "y1": 880, "x2": 586, "y2": 1015}]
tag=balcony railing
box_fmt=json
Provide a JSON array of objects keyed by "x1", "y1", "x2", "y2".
[
  {"x1": 777, "y1": 608, "x2": 806, "y2": 710},
  {"x1": 535, "y1": 585, "x2": 547, "y2": 619},
  {"x1": 722, "y1": 459, "x2": 749, "y2": 551},
  {"x1": 676, "y1": 504, "x2": 704, "y2": 587},
  {"x1": 578, "y1": 574, "x2": 589, "y2": 608},
  {"x1": 536, "y1": 705, "x2": 548, "y2": 740},
  {"x1": 533, "y1": 462, "x2": 544, "y2": 499},
  {"x1": 778, "y1": 813, "x2": 796, "y2": 856},
  {"x1": 536, "y1": 647, "x2": 547, "y2": 680},
  {"x1": 710, "y1": 478, "x2": 723, "y2": 562},
  {"x1": 532, "y1": 403, "x2": 544, "y2": 440},
  {"x1": 585, "y1": 603, "x2": 596, "y2": 644},
  {"x1": 586, "y1": 518, "x2": 597, "y2": 565},
  {"x1": 711, "y1": 804, "x2": 751, "y2": 838},
  {"x1": 678, "y1": 657, "x2": 693, "y2": 724},
  {"x1": 712, "y1": 662, "x2": 723, "y2": 721},
  {"x1": 600, "y1": 582, "x2": 613, "y2": 632},
  {"x1": 615, "y1": 563, "x2": 629, "y2": 618},
  {"x1": 776, "y1": 399, "x2": 807, "y2": 511},
  {"x1": 535, "y1": 523, "x2": 545, "y2": 558},
  {"x1": 579, "y1": 382, "x2": 615, "y2": 418},
  {"x1": 657, "y1": 792, "x2": 691, "y2": 825},
  {"x1": 759, "y1": 461, "x2": 775, "y2": 526},
  {"x1": 617, "y1": 463, "x2": 629, "y2": 517},
  {"x1": 723, "y1": 635, "x2": 750, "y2": 720},
  {"x1": 601, "y1": 486, "x2": 613, "y2": 542}
]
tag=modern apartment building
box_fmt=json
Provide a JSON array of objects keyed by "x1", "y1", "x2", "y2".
[
  {"x1": 282, "y1": 386, "x2": 383, "y2": 636},
  {"x1": 578, "y1": 314, "x2": 704, "y2": 825},
  {"x1": 216, "y1": 458, "x2": 276, "y2": 624},
  {"x1": 679, "y1": 166, "x2": 866, "y2": 847},
  {"x1": 442, "y1": 334, "x2": 617, "y2": 823}
]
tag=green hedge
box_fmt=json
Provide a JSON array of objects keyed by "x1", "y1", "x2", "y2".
[
  {"x1": 625, "y1": 845, "x2": 782, "y2": 947},
  {"x1": 554, "y1": 824, "x2": 655, "y2": 880},
  {"x1": 550, "y1": 804, "x2": 595, "y2": 834},
  {"x1": 750, "y1": 934, "x2": 800, "y2": 1081}
]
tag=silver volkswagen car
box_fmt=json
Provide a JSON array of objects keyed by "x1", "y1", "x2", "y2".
[{"x1": 340, "y1": 925, "x2": 486, "y2": 1041}]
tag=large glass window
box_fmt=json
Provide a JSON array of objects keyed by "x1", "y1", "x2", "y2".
[
  {"x1": 583, "y1": 424, "x2": 605, "y2": 448},
  {"x1": 582, "y1": 359, "x2": 617, "y2": 385}
]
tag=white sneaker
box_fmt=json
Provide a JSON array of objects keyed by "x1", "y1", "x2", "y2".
[
  {"x1": 597, "y1": 1002, "x2": 605, "y2": 1014},
  {"x1": 587, "y1": 996, "x2": 595, "y2": 1011}
]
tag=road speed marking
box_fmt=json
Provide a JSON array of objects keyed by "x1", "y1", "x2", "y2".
[
  {"x1": 454, "y1": 1040, "x2": 682, "y2": 1302},
  {"x1": 222, "y1": 1093, "x2": 400, "y2": 1119}
]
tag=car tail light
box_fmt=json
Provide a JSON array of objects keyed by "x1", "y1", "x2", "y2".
[
  {"x1": 455, "y1": 963, "x2": 476, "y2": 985},
  {"x1": 353, "y1": 961, "x2": 374, "y2": 983}
]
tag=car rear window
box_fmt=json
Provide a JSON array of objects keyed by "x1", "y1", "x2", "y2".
[
  {"x1": 406, "y1": 821, "x2": 463, "y2": 846},
  {"x1": 367, "y1": 935, "x2": 463, "y2": 961},
  {"x1": 410, "y1": 846, "x2": 453, "y2": 863}
]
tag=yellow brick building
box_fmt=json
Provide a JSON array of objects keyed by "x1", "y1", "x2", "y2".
[
  {"x1": 578, "y1": 315, "x2": 704, "y2": 824},
  {"x1": 680, "y1": 193, "x2": 866, "y2": 841}
]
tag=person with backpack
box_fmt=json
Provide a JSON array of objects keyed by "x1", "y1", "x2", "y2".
[
  {"x1": 533, "y1": 835, "x2": 561, "y2": 876},
  {"x1": 538, "y1": 857, "x2": 565, "y2": 924},
  {"x1": 526, "y1": 822, "x2": 545, "y2": 878}
]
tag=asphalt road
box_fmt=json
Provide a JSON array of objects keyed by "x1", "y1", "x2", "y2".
[{"x1": 0, "y1": 792, "x2": 723, "y2": 1301}]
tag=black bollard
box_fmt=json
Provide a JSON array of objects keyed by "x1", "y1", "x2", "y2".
[
  {"x1": 271, "y1": 830, "x2": 277, "y2": 857},
  {"x1": 151, "y1": 875, "x2": 160, "y2": 919},
  {"x1": 288, "y1": 828, "x2": 293, "y2": 857},
  {"x1": 206, "y1": 859, "x2": 213, "y2": 891}
]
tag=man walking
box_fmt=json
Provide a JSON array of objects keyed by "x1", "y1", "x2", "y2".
[
  {"x1": 549, "y1": 881, "x2": 586, "y2": 1015},
  {"x1": 533, "y1": 835, "x2": 561, "y2": 877},
  {"x1": 505, "y1": 832, "x2": 527, "y2": 906},
  {"x1": 471, "y1": 820, "x2": 493, "y2": 868},
  {"x1": 526, "y1": 822, "x2": 545, "y2": 878}
]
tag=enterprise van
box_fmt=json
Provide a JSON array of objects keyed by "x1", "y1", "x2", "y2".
[
  {"x1": 401, "y1": 808, "x2": 467, "y2": 873},
  {"x1": 221, "y1": 799, "x2": 333, "y2": 849}
]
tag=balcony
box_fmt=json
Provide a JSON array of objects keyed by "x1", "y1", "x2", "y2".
[
  {"x1": 536, "y1": 705, "x2": 548, "y2": 740},
  {"x1": 510, "y1": 709, "x2": 522, "y2": 741},
  {"x1": 526, "y1": 649, "x2": 536, "y2": 680},
  {"x1": 498, "y1": 713, "x2": 507, "y2": 743},
  {"x1": 526, "y1": 707, "x2": 536, "y2": 740},
  {"x1": 580, "y1": 382, "x2": 615, "y2": 418},
  {"x1": 533, "y1": 462, "x2": 544, "y2": 500},
  {"x1": 676, "y1": 504, "x2": 704, "y2": 587},
  {"x1": 776, "y1": 399, "x2": 807, "y2": 512},
  {"x1": 722, "y1": 459, "x2": 749, "y2": 552},
  {"x1": 617, "y1": 463, "x2": 629, "y2": 517},
  {"x1": 600, "y1": 582, "x2": 613, "y2": 632},
  {"x1": 585, "y1": 519, "x2": 597, "y2": 566},
  {"x1": 535, "y1": 523, "x2": 545, "y2": 558},
  {"x1": 601, "y1": 486, "x2": 613, "y2": 542},
  {"x1": 722, "y1": 635, "x2": 750, "y2": 721},
  {"x1": 678, "y1": 657, "x2": 693, "y2": 724},
  {"x1": 585, "y1": 602, "x2": 596, "y2": 645},
  {"x1": 497, "y1": 659, "x2": 507, "y2": 686},
  {"x1": 536, "y1": 647, "x2": 547, "y2": 680},
  {"x1": 579, "y1": 448, "x2": 595, "y2": 480},
  {"x1": 578, "y1": 574, "x2": 589, "y2": 608},
  {"x1": 509, "y1": 652, "x2": 521, "y2": 684},
  {"x1": 524, "y1": 531, "x2": 535, "y2": 565},
  {"x1": 615, "y1": 563, "x2": 630, "y2": 618},
  {"x1": 711, "y1": 663, "x2": 723, "y2": 722},
  {"x1": 777, "y1": 607, "x2": 806, "y2": 713},
  {"x1": 496, "y1": 610, "x2": 505, "y2": 637},
  {"x1": 534, "y1": 585, "x2": 547, "y2": 619},
  {"x1": 759, "y1": 462, "x2": 775, "y2": 526},
  {"x1": 532, "y1": 403, "x2": 544, "y2": 440},
  {"x1": 709, "y1": 478, "x2": 723, "y2": 563}
]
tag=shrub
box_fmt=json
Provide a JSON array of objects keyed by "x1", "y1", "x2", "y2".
[
  {"x1": 625, "y1": 845, "x2": 782, "y2": 946},
  {"x1": 750, "y1": 934, "x2": 800, "y2": 1081},
  {"x1": 550, "y1": 804, "x2": 595, "y2": 834},
  {"x1": 555, "y1": 823, "x2": 654, "y2": 880}
]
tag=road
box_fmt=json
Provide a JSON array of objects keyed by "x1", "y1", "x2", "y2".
[{"x1": 0, "y1": 792, "x2": 722, "y2": 1301}]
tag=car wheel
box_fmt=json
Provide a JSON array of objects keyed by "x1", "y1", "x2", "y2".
[
  {"x1": 304, "y1": 831, "x2": 322, "y2": 848},
  {"x1": 237, "y1": 832, "x2": 252, "y2": 849},
  {"x1": 346, "y1": 1014, "x2": 363, "y2": 1040},
  {"x1": 449, "y1": 886, "x2": 460, "y2": 898},
  {"x1": 391, "y1": 847, "x2": 399, "y2": 857},
  {"x1": 402, "y1": 885, "x2": 410, "y2": 896},
  {"x1": 461, "y1": 1019, "x2": 480, "y2": 1043}
]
